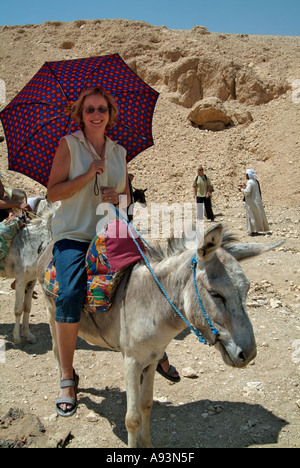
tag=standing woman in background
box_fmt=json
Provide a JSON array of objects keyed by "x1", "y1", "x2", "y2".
[{"x1": 193, "y1": 166, "x2": 215, "y2": 221}]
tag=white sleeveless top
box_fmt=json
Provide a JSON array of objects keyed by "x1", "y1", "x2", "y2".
[{"x1": 51, "y1": 130, "x2": 127, "y2": 244}]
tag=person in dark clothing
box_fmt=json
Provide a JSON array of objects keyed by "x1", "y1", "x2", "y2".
[
  {"x1": 127, "y1": 173, "x2": 135, "y2": 222},
  {"x1": 0, "y1": 176, "x2": 8, "y2": 221},
  {"x1": 193, "y1": 166, "x2": 215, "y2": 221},
  {"x1": 0, "y1": 174, "x2": 31, "y2": 221}
]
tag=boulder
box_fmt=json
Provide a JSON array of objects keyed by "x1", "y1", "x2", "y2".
[{"x1": 188, "y1": 97, "x2": 232, "y2": 130}]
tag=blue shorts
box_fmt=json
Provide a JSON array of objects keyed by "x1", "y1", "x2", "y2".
[{"x1": 53, "y1": 239, "x2": 90, "y2": 324}]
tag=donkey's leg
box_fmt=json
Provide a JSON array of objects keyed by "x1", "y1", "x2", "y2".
[
  {"x1": 22, "y1": 280, "x2": 37, "y2": 344},
  {"x1": 138, "y1": 363, "x2": 156, "y2": 448},
  {"x1": 124, "y1": 356, "x2": 142, "y2": 448},
  {"x1": 13, "y1": 279, "x2": 26, "y2": 345}
]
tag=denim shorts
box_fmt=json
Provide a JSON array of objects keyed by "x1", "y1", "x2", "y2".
[{"x1": 53, "y1": 239, "x2": 90, "y2": 324}]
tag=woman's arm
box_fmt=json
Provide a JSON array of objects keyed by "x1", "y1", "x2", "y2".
[
  {"x1": 100, "y1": 166, "x2": 131, "y2": 207},
  {"x1": 0, "y1": 198, "x2": 31, "y2": 211},
  {"x1": 47, "y1": 138, "x2": 105, "y2": 203}
]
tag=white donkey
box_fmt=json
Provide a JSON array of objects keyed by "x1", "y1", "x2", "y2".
[
  {"x1": 0, "y1": 203, "x2": 56, "y2": 345},
  {"x1": 37, "y1": 223, "x2": 283, "y2": 448}
]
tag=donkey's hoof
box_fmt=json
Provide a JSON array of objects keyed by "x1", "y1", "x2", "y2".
[{"x1": 25, "y1": 334, "x2": 38, "y2": 345}]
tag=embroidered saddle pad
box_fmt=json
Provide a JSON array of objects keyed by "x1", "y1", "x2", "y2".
[
  {"x1": 44, "y1": 220, "x2": 146, "y2": 313},
  {"x1": 0, "y1": 215, "x2": 25, "y2": 271}
]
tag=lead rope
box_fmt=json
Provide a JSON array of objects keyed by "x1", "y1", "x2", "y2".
[
  {"x1": 190, "y1": 254, "x2": 219, "y2": 342},
  {"x1": 83, "y1": 134, "x2": 105, "y2": 197},
  {"x1": 113, "y1": 207, "x2": 219, "y2": 345}
]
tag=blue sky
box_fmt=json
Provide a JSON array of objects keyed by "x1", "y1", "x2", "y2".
[{"x1": 0, "y1": 0, "x2": 299, "y2": 35}]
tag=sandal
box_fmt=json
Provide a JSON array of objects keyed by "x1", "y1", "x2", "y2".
[
  {"x1": 56, "y1": 370, "x2": 79, "y2": 418},
  {"x1": 156, "y1": 353, "x2": 181, "y2": 383}
]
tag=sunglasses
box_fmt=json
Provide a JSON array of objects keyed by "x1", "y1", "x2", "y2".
[{"x1": 84, "y1": 105, "x2": 109, "y2": 114}]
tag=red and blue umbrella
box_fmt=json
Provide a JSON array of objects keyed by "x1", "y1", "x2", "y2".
[{"x1": 0, "y1": 54, "x2": 159, "y2": 187}]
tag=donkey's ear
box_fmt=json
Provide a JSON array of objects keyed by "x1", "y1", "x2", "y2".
[
  {"x1": 225, "y1": 240, "x2": 285, "y2": 261},
  {"x1": 197, "y1": 223, "x2": 223, "y2": 261}
]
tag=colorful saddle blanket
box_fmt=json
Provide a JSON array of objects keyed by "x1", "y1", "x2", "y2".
[{"x1": 44, "y1": 220, "x2": 146, "y2": 313}]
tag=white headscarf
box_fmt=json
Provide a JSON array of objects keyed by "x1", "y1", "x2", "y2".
[{"x1": 246, "y1": 169, "x2": 258, "y2": 180}]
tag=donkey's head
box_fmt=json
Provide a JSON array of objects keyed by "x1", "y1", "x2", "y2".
[
  {"x1": 185, "y1": 224, "x2": 284, "y2": 368},
  {"x1": 133, "y1": 188, "x2": 148, "y2": 205}
]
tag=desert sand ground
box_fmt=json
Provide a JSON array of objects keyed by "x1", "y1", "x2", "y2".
[{"x1": 0, "y1": 19, "x2": 299, "y2": 448}]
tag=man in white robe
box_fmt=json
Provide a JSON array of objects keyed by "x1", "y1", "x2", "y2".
[{"x1": 240, "y1": 169, "x2": 269, "y2": 236}]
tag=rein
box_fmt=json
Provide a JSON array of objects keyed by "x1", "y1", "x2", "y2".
[
  {"x1": 114, "y1": 207, "x2": 219, "y2": 345},
  {"x1": 190, "y1": 255, "x2": 219, "y2": 344}
]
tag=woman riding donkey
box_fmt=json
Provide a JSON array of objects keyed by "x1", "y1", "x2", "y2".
[{"x1": 47, "y1": 86, "x2": 179, "y2": 418}]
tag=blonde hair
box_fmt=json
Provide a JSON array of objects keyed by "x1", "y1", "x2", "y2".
[{"x1": 70, "y1": 86, "x2": 118, "y2": 130}]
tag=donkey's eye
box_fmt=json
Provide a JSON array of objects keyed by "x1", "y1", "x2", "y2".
[{"x1": 210, "y1": 291, "x2": 225, "y2": 301}]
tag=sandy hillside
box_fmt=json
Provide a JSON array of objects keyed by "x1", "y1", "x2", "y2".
[
  {"x1": 0, "y1": 19, "x2": 299, "y2": 206},
  {"x1": 0, "y1": 20, "x2": 299, "y2": 449}
]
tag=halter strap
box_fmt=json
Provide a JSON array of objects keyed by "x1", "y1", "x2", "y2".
[
  {"x1": 190, "y1": 255, "x2": 219, "y2": 343},
  {"x1": 113, "y1": 207, "x2": 219, "y2": 345}
]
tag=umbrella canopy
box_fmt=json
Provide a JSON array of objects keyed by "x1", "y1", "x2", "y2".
[{"x1": 0, "y1": 54, "x2": 159, "y2": 187}]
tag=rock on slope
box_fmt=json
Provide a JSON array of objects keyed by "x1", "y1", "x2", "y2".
[{"x1": 0, "y1": 19, "x2": 299, "y2": 208}]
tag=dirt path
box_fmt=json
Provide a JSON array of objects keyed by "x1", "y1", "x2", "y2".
[{"x1": 0, "y1": 204, "x2": 299, "y2": 448}]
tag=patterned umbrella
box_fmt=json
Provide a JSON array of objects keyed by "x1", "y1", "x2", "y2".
[{"x1": 0, "y1": 54, "x2": 159, "y2": 187}]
